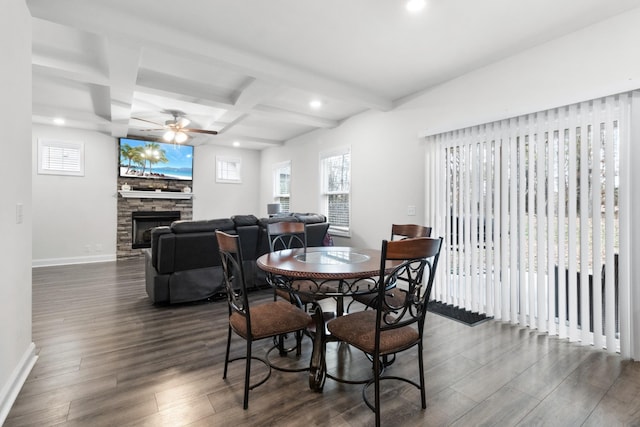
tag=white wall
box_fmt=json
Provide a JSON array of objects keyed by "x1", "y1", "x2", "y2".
[
  {"x1": 404, "y1": 6, "x2": 640, "y2": 136},
  {"x1": 261, "y1": 112, "x2": 427, "y2": 249},
  {"x1": 32, "y1": 125, "x2": 118, "y2": 266},
  {"x1": 193, "y1": 144, "x2": 261, "y2": 219},
  {"x1": 260, "y1": 8, "x2": 640, "y2": 253},
  {"x1": 30, "y1": 130, "x2": 262, "y2": 265},
  {"x1": 0, "y1": 1, "x2": 35, "y2": 423}
]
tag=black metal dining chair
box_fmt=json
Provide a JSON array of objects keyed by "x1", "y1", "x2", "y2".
[
  {"x1": 266, "y1": 221, "x2": 339, "y2": 363},
  {"x1": 266, "y1": 221, "x2": 336, "y2": 305},
  {"x1": 327, "y1": 236, "x2": 443, "y2": 427},
  {"x1": 350, "y1": 224, "x2": 432, "y2": 311},
  {"x1": 216, "y1": 230, "x2": 312, "y2": 409},
  {"x1": 390, "y1": 223, "x2": 432, "y2": 240}
]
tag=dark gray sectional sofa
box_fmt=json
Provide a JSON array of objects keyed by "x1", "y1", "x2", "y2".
[{"x1": 144, "y1": 213, "x2": 329, "y2": 304}]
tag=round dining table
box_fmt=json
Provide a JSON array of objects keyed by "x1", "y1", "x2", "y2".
[{"x1": 256, "y1": 246, "x2": 398, "y2": 391}]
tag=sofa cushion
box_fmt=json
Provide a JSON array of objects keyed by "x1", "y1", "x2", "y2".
[
  {"x1": 231, "y1": 214, "x2": 259, "y2": 227},
  {"x1": 146, "y1": 212, "x2": 328, "y2": 304},
  {"x1": 173, "y1": 232, "x2": 221, "y2": 271},
  {"x1": 236, "y1": 224, "x2": 260, "y2": 260},
  {"x1": 171, "y1": 218, "x2": 234, "y2": 234},
  {"x1": 306, "y1": 222, "x2": 330, "y2": 247},
  {"x1": 293, "y1": 213, "x2": 326, "y2": 224},
  {"x1": 150, "y1": 226, "x2": 172, "y2": 269},
  {"x1": 258, "y1": 216, "x2": 299, "y2": 228}
]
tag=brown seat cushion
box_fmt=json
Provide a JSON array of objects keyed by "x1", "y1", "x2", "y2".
[
  {"x1": 352, "y1": 288, "x2": 407, "y2": 310},
  {"x1": 230, "y1": 300, "x2": 311, "y2": 340},
  {"x1": 275, "y1": 279, "x2": 337, "y2": 304},
  {"x1": 327, "y1": 310, "x2": 419, "y2": 356}
]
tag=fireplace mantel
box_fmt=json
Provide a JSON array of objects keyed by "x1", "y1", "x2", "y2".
[{"x1": 118, "y1": 190, "x2": 193, "y2": 200}]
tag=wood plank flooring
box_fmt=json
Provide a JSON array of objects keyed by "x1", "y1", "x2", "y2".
[{"x1": 5, "y1": 257, "x2": 640, "y2": 426}]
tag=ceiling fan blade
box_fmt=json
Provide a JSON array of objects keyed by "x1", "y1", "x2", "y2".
[
  {"x1": 132, "y1": 117, "x2": 165, "y2": 127},
  {"x1": 138, "y1": 128, "x2": 164, "y2": 132},
  {"x1": 183, "y1": 128, "x2": 218, "y2": 135}
]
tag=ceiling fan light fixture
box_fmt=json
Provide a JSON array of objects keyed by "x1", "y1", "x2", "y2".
[
  {"x1": 177, "y1": 117, "x2": 190, "y2": 128},
  {"x1": 174, "y1": 131, "x2": 188, "y2": 143},
  {"x1": 163, "y1": 130, "x2": 176, "y2": 141}
]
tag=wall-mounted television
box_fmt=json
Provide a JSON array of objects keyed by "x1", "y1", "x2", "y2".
[{"x1": 118, "y1": 137, "x2": 193, "y2": 181}]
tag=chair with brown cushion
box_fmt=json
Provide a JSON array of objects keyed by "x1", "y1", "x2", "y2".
[
  {"x1": 267, "y1": 221, "x2": 336, "y2": 305},
  {"x1": 350, "y1": 224, "x2": 432, "y2": 310},
  {"x1": 216, "y1": 230, "x2": 312, "y2": 409},
  {"x1": 327, "y1": 236, "x2": 443, "y2": 427},
  {"x1": 390, "y1": 223, "x2": 432, "y2": 240}
]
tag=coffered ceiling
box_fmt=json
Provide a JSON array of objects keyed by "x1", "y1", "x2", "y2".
[{"x1": 26, "y1": 0, "x2": 640, "y2": 149}]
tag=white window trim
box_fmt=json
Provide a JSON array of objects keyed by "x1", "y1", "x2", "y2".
[
  {"x1": 320, "y1": 146, "x2": 351, "y2": 237},
  {"x1": 216, "y1": 155, "x2": 242, "y2": 183},
  {"x1": 273, "y1": 160, "x2": 291, "y2": 212},
  {"x1": 37, "y1": 138, "x2": 85, "y2": 176}
]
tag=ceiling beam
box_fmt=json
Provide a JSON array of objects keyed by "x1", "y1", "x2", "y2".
[
  {"x1": 106, "y1": 39, "x2": 141, "y2": 137},
  {"x1": 32, "y1": 58, "x2": 109, "y2": 86},
  {"x1": 136, "y1": 69, "x2": 235, "y2": 107},
  {"x1": 32, "y1": 103, "x2": 112, "y2": 132},
  {"x1": 163, "y1": 41, "x2": 394, "y2": 112},
  {"x1": 213, "y1": 78, "x2": 281, "y2": 132},
  {"x1": 26, "y1": 4, "x2": 393, "y2": 111},
  {"x1": 251, "y1": 105, "x2": 337, "y2": 128},
  {"x1": 232, "y1": 78, "x2": 281, "y2": 109}
]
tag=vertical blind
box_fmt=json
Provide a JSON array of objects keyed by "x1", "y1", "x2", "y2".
[{"x1": 425, "y1": 93, "x2": 630, "y2": 355}]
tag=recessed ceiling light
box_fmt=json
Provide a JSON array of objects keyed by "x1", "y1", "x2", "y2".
[
  {"x1": 232, "y1": 141, "x2": 240, "y2": 147},
  {"x1": 309, "y1": 100, "x2": 322, "y2": 109},
  {"x1": 53, "y1": 117, "x2": 65, "y2": 125},
  {"x1": 406, "y1": 0, "x2": 426, "y2": 12}
]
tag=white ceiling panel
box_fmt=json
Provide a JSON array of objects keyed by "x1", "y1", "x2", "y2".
[{"x1": 26, "y1": 0, "x2": 640, "y2": 149}]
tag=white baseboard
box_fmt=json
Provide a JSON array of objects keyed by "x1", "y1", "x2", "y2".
[
  {"x1": 0, "y1": 342, "x2": 37, "y2": 425},
  {"x1": 32, "y1": 253, "x2": 117, "y2": 268}
]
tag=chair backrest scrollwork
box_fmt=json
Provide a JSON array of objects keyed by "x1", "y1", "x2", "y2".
[
  {"x1": 267, "y1": 221, "x2": 307, "y2": 251},
  {"x1": 216, "y1": 231, "x2": 251, "y2": 331},
  {"x1": 376, "y1": 237, "x2": 443, "y2": 334}
]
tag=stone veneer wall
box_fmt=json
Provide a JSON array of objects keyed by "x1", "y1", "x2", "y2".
[{"x1": 117, "y1": 176, "x2": 193, "y2": 258}]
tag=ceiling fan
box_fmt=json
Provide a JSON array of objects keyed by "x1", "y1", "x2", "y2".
[{"x1": 133, "y1": 111, "x2": 218, "y2": 143}]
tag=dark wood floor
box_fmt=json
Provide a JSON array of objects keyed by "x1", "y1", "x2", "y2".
[{"x1": 5, "y1": 258, "x2": 640, "y2": 426}]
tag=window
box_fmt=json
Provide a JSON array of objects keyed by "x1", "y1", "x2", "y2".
[
  {"x1": 37, "y1": 139, "x2": 84, "y2": 176},
  {"x1": 320, "y1": 147, "x2": 351, "y2": 236},
  {"x1": 273, "y1": 161, "x2": 291, "y2": 213},
  {"x1": 425, "y1": 94, "x2": 629, "y2": 355},
  {"x1": 216, "y1": 156, "x2": 241, "y2": 183}
]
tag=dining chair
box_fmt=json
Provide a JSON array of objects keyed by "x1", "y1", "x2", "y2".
[
  {"x1": 216, "y1": 230, "x2": 312, "y2": 409},
  {"x1": 350, "y1": 223, "x2": 432, "y2": 311},
  {"x1": 327, "y1": 236, "x2": 443, "y2": 427},
  {"x1": 266, "y1": 221, "x2": 336, "y2": 305},
  {"x1": 266, "y1": 221, "x2": 338, "y2": 360},
  {"x1": 391, "y1": 223, "x2": 432, "y2": 240}
]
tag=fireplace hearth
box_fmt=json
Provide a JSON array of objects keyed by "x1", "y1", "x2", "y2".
[{"x1": 132, "y1": 211, "x2": 180, "y2": 249}]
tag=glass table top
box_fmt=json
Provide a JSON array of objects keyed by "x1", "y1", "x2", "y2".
[{"x1": 294, "y1": 250, "x2": 370, "y2": 265}]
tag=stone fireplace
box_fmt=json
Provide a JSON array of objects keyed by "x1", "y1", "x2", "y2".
[
  {"x1": 117, "y1": 177, "x2": 192, "y2": 258},
  {"x1": 131, "y1": 211, "x2": 181, "y2": 248}
]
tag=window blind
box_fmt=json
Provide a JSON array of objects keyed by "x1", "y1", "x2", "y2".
[
  {"x1": 37, "y1": 139, "x2": 84, "y2": 176},
  {"x1": 425, "y1": 93, "x2": 630, "y2": 355}
]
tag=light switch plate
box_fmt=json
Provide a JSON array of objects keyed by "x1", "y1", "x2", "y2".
[{"x1": 16, "y1": 203, "x2": 23, "y2": 224}]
